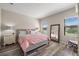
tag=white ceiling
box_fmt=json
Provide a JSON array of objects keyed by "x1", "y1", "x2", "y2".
[{"x1": 0, "y1": 3, "x2": 75, "y2": 19}]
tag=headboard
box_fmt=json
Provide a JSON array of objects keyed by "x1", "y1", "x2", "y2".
[{"x1": 16, "y1": 29, "x2": 28, "y2": 42}]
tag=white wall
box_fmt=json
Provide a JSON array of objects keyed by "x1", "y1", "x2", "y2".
[
  {"x1": 0, "y1": 8, "x2": 1, "y2": 43},
  {"x1": 0, "y1": 8, "x2": 1, "y2": 32},
  {"x1": 40, "y1": 8, "x2": 77, "y2": 44},
  {"x1": 1, "y1": 9, "x2": 40, "y2": 30},
  {"x1": 0, "y1": 8, "x2": 1, "y2": 27}
]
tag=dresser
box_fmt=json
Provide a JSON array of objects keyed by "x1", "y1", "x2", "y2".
[{"x1": 3, "y1": 34, "x2": 16, "y2": 46}]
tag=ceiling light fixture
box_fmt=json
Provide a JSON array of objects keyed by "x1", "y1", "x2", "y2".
[{"x1": 10, "y1": 3, "x2": 14, "y2": 5}]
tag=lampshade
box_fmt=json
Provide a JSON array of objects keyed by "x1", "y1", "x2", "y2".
[
  {"x1": 1, "y1": 23, "x2": 14, "y2": 31},
  {"x1": 1, "y1": 24, "x2": 10, "y2": 31}
]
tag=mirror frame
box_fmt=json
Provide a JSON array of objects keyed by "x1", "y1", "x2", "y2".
[{"x1": 50, "y1": 24, "x2": 60, "y2": 43}]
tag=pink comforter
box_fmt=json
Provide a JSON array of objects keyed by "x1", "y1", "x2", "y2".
[{"x1": 18, "y1": 33, "x2": 49, "y2": 52}]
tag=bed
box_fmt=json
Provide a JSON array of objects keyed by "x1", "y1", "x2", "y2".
[{"x1": 16, "y1": 29, "x2": 49, "y2": 56}]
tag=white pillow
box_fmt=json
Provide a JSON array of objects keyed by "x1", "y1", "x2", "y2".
[
  {"x1": 31, "y1": 30, "x2": 36, "y2": 34},
  {"x1": 19, "y1": 31, "x2": 27, "y2": 37}
]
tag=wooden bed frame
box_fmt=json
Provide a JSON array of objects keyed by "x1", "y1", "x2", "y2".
[{"x1": 16, "y1": 29, "x2": 49, "y2": 56}]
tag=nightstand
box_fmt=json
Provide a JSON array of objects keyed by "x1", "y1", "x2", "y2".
[{"x1": 3, "y1": 34, "x2": 16, "y2": 46}]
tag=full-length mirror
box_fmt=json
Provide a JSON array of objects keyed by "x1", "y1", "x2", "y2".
[{"x1": 50, "y1": 24, "x2": 60, "y2": 43}]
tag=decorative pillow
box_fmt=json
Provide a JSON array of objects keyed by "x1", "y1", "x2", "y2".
[
  {"x1": 31, "y1": 30, "x2": 36, "y2": 34},
  {"x1": 27, "y1": 29, "x2": 31, "y2": 34},
  {"x1": 26, "y1": 28, "x2": 40, "y2": 34},
  {"x1": 31, "y1": 30, "x2": 40, "y2": 34}
]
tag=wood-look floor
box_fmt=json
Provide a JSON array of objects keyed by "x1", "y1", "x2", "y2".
[
  {"x1": 27, "y1": 41, "x2": 65, "y2": 56},
  {"x1": 0, "y1": 41, "x2": 77, "y2": 56}
]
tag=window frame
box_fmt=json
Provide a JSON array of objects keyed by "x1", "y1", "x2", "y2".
[{"x1": 64, "y1": 16, "x2": 78, "y2": 36}]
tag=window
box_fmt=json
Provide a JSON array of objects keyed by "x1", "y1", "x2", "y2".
[
  {"x1": 64, "y1": 16, "x2": 78, "y2": 37},
  {"x1": 41, "y1": 20, "x2": 48, "y2": 34}
]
